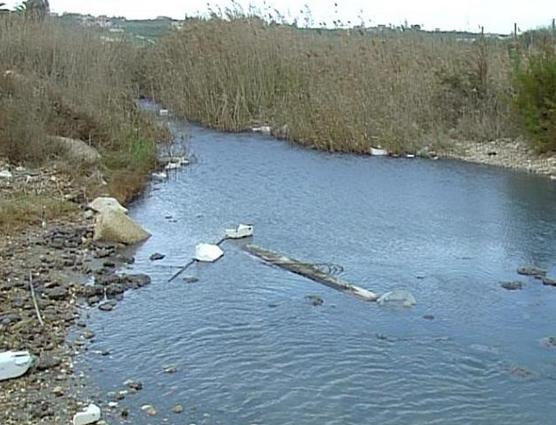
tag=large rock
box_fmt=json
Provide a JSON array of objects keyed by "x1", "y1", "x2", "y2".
[
  {"x1": 93, "y1": 209, "x2": 150, "y2": 244},
  {"x1": 89, "y1": 197, "x2": 128, "y2": 215},
  {"x1": 52, "y1": 136, "x2": 101, "y2": 165}
]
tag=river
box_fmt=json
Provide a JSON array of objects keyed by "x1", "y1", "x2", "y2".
[{"x1": 76, "y1": 114, "x2": 556, "y2": 425}]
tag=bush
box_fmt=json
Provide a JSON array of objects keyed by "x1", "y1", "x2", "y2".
[{"x1": 513, "y1": 46, "x2": 556, "y2": 153}]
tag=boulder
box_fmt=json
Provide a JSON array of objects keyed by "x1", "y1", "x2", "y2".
[
  {"x1": 89, "y1": 197, "x2": 128, "y2": 215},
  {"x1": 93, "y1": 209, "x2": 150, "y2": 244},
  {"x1": 51, "y1": 136, "x2": 101, "y2": 165}
]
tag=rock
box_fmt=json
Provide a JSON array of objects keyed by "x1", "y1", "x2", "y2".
[
  {"x1": 501, "y1": 281, "x2": 524, "y2": 291},
  {"x1": 172, "y1": 404, "x2": 184, "y2": 414},
  {"x1": 123, "y1": 274, "x2": 151, "y2": 287},
  {"x1": 542, "y1": 276, "x2": 556, "y2": 286},
  {"x1": 52, "y1": 136, "x2": 101, "y2": 165},
  {"x1": 305, "y1": 295, "x2": 324, "y2": 306},
  {"x1": 98, "y1": 300, "x2": 117, "y2": 312},
  {"x1": 82, "y1": 329, "x2": 95, "y2": 339},
  {"x1": 183, "y1": 276, "x2": 199, "y2": 284},
  {"x1": 44, "y1": 286, "x2": 69, "y2": 300},
  {"x1": 108, "y1": 401, "x2": 118, "y2": 408},
  {"x1": 149, "y1": 252, "x2": 165, "y2": 261},
  {"x1": 93, "y1": 209, "x2": 150, "y2": 245},
  {"x1": 141, "y1": 404, "x2": 157, "y2": 416},
  {"x1": 377, "y1": 290, "x2": 416, "y2": 307},
  {"x1": 124, "y1": 379, "x2": 143, "y2": 391},
  {"x1": 106, "y1": 283, "x2": 125, "y2": 296},
  {"x1": 89, "y1": 197, "x2": 128, "y2": 215},
  {"x1": 0, "y1": 313, "x2": 22, "y2": 325},
  {"x1": 52, "y1": 386, "x2": 64, "y2": 397},
  {"x1": 517, "y1": 266, "x2": 546, "y2": 277},
  {"x1": 423, "y1": 314, "x2": 435, "y2": 320},
  {"x1": 163, "y1": 365, "x2": 177, "y2": 374},
  {"x1": 540, "y1": 336, "x2": 556, "y2": 348},
  {"x1": 37, "y1": 353, "x2": 61, "y2": 371},
  {"x1": 0, "y1": 169, "x2": 13, "y2": 179}
]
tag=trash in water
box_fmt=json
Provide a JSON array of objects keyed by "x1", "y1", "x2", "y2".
[
  {"x1": 0, "y1": 351, "x2": 36, "y2": 381},
  {"x1": 73, "y1": 404, "x2": 101, "y2": 425},
  {"x1": 225, "y1": 223, "x2": 254, "y2": 239},
  {"x1": 194, "y1": 243, "x2": 224, "y2": 263},
  {"x1": 377, "y1": 290, "x2": 416, "y2": 307},
  {"x1": 164, "y1": 156, "x2": 189, "y2": 170}
]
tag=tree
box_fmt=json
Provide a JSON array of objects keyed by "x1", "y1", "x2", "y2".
[{"x1": 16, "y1": 0, "x2": 50, "y2": 20}]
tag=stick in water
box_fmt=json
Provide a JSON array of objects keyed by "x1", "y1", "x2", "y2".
[{"x1": 29, "y1": 272, "x2": 44, "y2": 327}]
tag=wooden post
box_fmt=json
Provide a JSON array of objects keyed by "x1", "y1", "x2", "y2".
[
  {"x1": 514, "y1": 22, "x2": 518, "y2": 39},
  {"x1": 244, "y1": 244, "x2": 379, "y2": 302}
]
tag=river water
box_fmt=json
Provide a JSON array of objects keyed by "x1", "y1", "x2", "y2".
[{"x1": 77, "y1": 115, "x2": 556, "y2": 425}]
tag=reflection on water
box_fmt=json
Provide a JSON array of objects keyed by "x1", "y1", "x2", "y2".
[{"x1": 77, "y1": 118, "x2": 556, "y2": 425}]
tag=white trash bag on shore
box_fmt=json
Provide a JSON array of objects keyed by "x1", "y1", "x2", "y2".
[
  {"x1": 377, "y1": 290, "x2": 416, "y2": 307},
  {"x1": 0, "y1": 351, "x2": 35, "y2": 381}
]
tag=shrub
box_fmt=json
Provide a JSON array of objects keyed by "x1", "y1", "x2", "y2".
[{"x1": 513, "y1": 46, "x2": 556, "y2": 152}]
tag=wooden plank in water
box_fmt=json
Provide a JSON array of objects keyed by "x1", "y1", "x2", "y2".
[{"x1": 244, "y1": 244, "x2": 379, "y2": 302}]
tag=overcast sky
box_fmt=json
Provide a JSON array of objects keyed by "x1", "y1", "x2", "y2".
[{"x1": 4, "y1": 0, "x2": 555, "y2": 33}]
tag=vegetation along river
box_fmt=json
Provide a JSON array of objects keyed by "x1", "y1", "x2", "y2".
[{"x1": 76, "y1": 113, "x2": 556, "y2": 425}]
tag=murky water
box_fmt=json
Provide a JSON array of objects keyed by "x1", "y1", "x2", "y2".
[{"x1": 78, "y1": 115, "x2": 556, "y2": 424}]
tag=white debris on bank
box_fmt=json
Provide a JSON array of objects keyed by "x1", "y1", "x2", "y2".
[
  {"x1": 370, "y1": 147, "x2": 388, "y2": 156},
  {"x1": 73, "y1": 404, "x2": 101, "y2": 425},
  {"x1": 252, "y1": 125, "x2": 272, "y2": 135},
  {"x1": 0, "y1": 169, "x2": 13, "y2": 179},
  {"x1": 159, "y1": 109, "x2": 169, "y2": 117},
  {"x1": 0, "y1": 351, "x2": 35, "y2": 382}
]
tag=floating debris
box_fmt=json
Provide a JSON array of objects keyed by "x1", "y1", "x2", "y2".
[
  {"x1": 377, "y1": 290, "x2": 416, "y2": 308},
  {"x1": 225, "y1": 223, "x2": 254, "y2": 239},
  {"x1": 194, "y1": 243, "x2": 224, "y2": 263}
]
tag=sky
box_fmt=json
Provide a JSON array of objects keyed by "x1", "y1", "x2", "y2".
[{"x1": 3, "y1": 0, "x2": 556, "y2": 33}]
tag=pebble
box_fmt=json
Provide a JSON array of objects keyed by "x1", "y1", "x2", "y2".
[
  {"x1": 124, "y1": 379, "x2": 143, "y2": 391},
  {"x1": 305, "y1": 295, "x2": 324, "y2": 306},
  {"x1": 98, "y1": 300, "x2": 117, "y2": 312},
  {"x1": 172, "y1": 404, "x2": 184, "y2": 414},
  {"x1": 141, "y1": 404, "x2": 157, "y2": 416},
  {"x1": 52, "y1": 386, "x2": 64, "y2": 397},
  {"x1": 501, "y1": 281, "x2": 524, "y2": 291},
  {"x1": 164, "y1": 365, "x2": 177, "y2": 374},
  {"x1": 150, "y1": 252, "x2": 166, "y2": 261}
]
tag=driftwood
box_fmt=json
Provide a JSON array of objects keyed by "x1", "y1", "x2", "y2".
[
  {"x1": 29, "y1": 272, "x2": 44, "y2": 327},
  {"x1": 244, "y1": 245, "x2": 379, "y2": 302}
]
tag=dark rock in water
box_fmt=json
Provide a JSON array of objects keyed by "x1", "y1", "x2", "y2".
[
  {"x1": 423, "y1": 314, "x2": 435, "y2": 320},
  {"x1": 106, "y1": 283, "x2": 125, "y2": 296},
  {"x1": 123, "y1": 274, "x2": 151, "y2": 288},
  {"x1": 116, "y1": 254, "x2": 135, "y2": 264},
  {"x1": 44, "y1": 286, "x2": 69, "y2": 300},
  {"x1": 501, "y1": 281, "x2": 524, "y2": 291},
  {"x1": 305, "y1": 295, "x2": 324, "y2": 306},
  {"x1": 150, "y1": 252, "x2": 165, "y2": 261},
  {"x1": 99, "y1": 300, "x2": 117, "y2": 312},
  {"x1": 172, "y1": 404, "x2": 184, "y2": 414},
  {"x1": 268, "y1": 303, "x2": 279, "y2": 308},
  {"x1": 540, "y1": 336, "x2": 556, "y2": 348},
  {"x1": 517, "y1": 266, "x2": 546, "y2": 277},
  {"x1": 183, "y1": 276, "x2": 199, "y2": 284},
  {"x1": 542, "y1": 276, "x2": 556, "y2": 286},
  {"x1": 124, "y1": 379, "x2": 143, "y2": 391},
  {"x1": 509, "y1": 366, "x2": 535, "y2": 380}
]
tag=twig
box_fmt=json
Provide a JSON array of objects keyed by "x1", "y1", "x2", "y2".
[
  {"x1": 29, "y1": 272, "x2": 44, "y2": 327},
  {"x1": 168, "y1": 259, "x2": 196, "y2": 282}
]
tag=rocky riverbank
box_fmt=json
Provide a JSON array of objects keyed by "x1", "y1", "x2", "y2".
[
  {"x1": 0, "y1": 161, "x2": 152, "y2": 424},
  {"x1": 442, "y1": 138, "x2": 556, "y2": 177}
]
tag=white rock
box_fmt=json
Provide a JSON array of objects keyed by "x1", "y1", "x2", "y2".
[
  {"x1": 89, "y1": 197, "x2": 128, "y2": 215},
  {"x1": 0, "y1": 170, "x2": 13, "y2": 179},
  {"x1": 52, "y1": 136, "x2": 101, "y2": 165},
  {"x1": 94, "y1": 209, "x2": 150, "y2": 245}
]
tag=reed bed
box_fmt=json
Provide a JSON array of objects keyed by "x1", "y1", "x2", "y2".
[{"x1": 146, "y1": 17, "x2": 514, "y2": 154}]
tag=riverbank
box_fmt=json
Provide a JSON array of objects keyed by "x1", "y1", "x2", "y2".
[
  {"x1": 0, "y1": 160, "x2": 153, "y2": 424},
  {"x1": 441, "y1": 138, "x2": 556, "y2": 177}
]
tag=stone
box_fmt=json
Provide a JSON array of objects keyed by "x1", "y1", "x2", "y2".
[
  {"x1": 141, "y1": 404, "x2": 157, "y2": 416},
  {"x1": 501, "y1": 281, "x2": 524, "y2": 291},
  {"x1": 98, "y1": 300, "x2": 117, "y2": 312},
  {"x1": 123, "y1": 274, "x2": 151, "y2": 287},
  {"x1": 82, "y1": 329, "x2": 95, "y2": 339},
  {"x1": 51, "y1": 136, "x2": 101, "y2": 165},
  {"x1": 89, "y1": 197, "x2": 128, "y2": 215},
  {"x1": 172, "y1": 404, "x2": 184, "y2": 414},
  {"x1": 305, "y1": 295, "x2": 324, "y2": 306},
  {"x1": 149, "y1": 252, "x2": 165, "y2": 261},
  {"x1": 52, "y1": 386, "x2": 64, "y2": 397},
  {"x1": 423, "y1": 314, "x2": 435, "y2": 320},
  {"x1": 163, "y1": 365, "x2": 177, "y2": 374},
  {"x1": 93, "y1": 209, "x2": 150, "y2": 245},
  {"x1": 37, "y1": 353, "x2": 61, "y2": 371},
  {"x1": 517, "y1": 266, "x2": 546, "y2": 277},
  {"x1": 44, "y1": 286, "x2": 69, "y2": 300},
  {"x1": 183, "y1": 276, "x2": 199, "y2": 284},
  {"x1": 540, "y1": 336, "x2": 556, "y2": 348},
  {"x1": 542, "y1": 276, "x2": 556, "y2": 286},
  {"x1": 124, "y1": 379, "x2": 143, "y2": 391}
]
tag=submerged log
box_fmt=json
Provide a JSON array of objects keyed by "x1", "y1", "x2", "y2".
[{"x1": 244, "y1": 244, "x2": 379, "y2": 302}]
